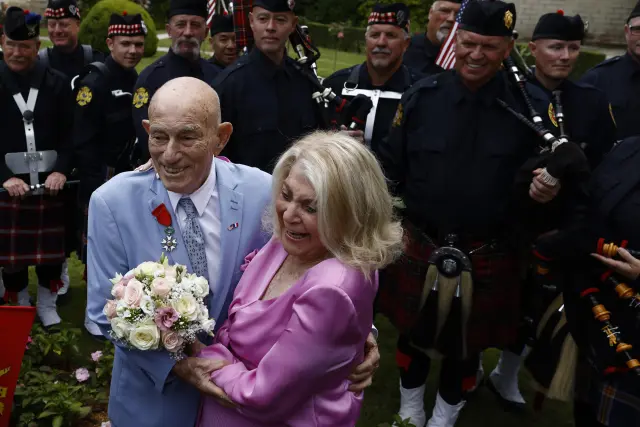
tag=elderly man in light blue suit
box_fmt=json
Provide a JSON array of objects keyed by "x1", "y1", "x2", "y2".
[{"x1": 87, "y1": 77, "x2": 379, "y2": 427}]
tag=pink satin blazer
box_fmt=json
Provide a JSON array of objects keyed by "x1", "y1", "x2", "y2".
[{"x1": 197, "y1": 237, "x2": 377, "y2": 426}]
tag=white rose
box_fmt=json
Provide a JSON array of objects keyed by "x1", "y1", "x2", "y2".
[
  {"x1": 140, "y1": 295, "x2": 155, "y2": 315},
  {"x1": 136, "y1": 261, "x2": 163, "y2": 277},
  {"x1": 198, "y1": 304, "x2": 209, "y2": 322},
  {"x1": 164, "y1": 266, "x2": 177, "y2": 280},
  {"x1": 192, "y1": 276, "x2": 210, "y2": 298},
  {"x1": 111, "y1": 317, "x2": 132, "y2": 339},
  {"x1": 170, "y1": 294, "x2": 199, "y2": 321},
  {"x1": 200, "y1": 318, "x2": 216, "y2": 333},
  {"x1": 109, "y1": 273, "x2": 123, "y2": 285},
  {"x1": 129, "y1": 322, "x2": 160, "y2": 351},
  {"x1": 116, "y1": 299, "x2": 129, "y2": 316}
]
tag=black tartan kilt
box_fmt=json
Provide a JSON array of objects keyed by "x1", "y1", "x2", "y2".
[
  {"x1": 377, "y1": 222, "x2": 525, "y2": 355},
  {"x1": 0, "y1": 192, "x2": 66, "y2": 268}
]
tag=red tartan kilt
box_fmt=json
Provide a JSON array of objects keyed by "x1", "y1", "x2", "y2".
[
  {"x1": 0, "y1": 192, "x2": 66, "y2": 267},
  {"x1": 377, "y1": 225, "x2": 525, "y2": 354}
]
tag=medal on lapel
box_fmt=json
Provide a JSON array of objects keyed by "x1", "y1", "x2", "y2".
[{"x1": 152, "y1": 203, "x2": 177, "y2": 252}]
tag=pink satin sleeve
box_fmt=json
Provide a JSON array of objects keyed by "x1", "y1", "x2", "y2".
[{"x1": 209, "y1": 284, "x2": 361, "y2": 422}]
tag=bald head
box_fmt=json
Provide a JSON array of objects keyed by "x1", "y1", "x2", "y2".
[
  {"x1": 149, "y1": 77, "x2": 221, "y2": 128},
  {"x1": 143, "y1": 77, "x2": 232, "y2": 195}
]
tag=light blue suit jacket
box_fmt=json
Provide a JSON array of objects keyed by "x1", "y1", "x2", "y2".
[{"x1": 86, "y1": 158, "x2": 272, "y2": 427}]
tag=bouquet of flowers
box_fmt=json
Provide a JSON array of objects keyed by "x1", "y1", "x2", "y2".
[{"x1": 103, "y1": 254, "x2": 215, "y2": 359}]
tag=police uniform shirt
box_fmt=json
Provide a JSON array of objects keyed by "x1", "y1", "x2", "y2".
[
  {"x1": 132, "y1": 49, "x2": 222, "y2": 162},
  {"x1": 379, "y1": 71, "x2": 550, "y2": 237},
  {"x1": 580, "y1": 53, "x2": 640, "y2": 140},
  {"x1": 403, "y1": 33, "x2": 445, "y2": 76},
  {"x1": 531, "y1": 76, "x2": 617, "y2": 169},
  {"x1": 213, "y1": 47, "x2": 322, "y2": 172},
  {"x1": 0, "y1": 60, "x2": 73, "y2": 183},
  {"x1": 41, "y1": 44, "x2": 105, "y2": 81},
  {"x1": 323, "y1": 62, "x2": 423, "y2": 154},
  {"x1": 73, "y1": 55, "x2": 138, "y2": 202},
  {"x1": 208, "y1": 55, "x2": 226, "y2": 71}
]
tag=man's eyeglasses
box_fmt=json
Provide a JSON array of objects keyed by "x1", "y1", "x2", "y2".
[{"x1": 629, "y1": 25, "x2": 640, "y2": 36}]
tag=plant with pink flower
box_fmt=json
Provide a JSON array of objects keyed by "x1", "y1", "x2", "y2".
[
  {"x1": 91, "y1": 351, "x2": 103, "y2": 362},
  {"x1": 75, "y1": 367, "x2": 90, "y2": 383}
]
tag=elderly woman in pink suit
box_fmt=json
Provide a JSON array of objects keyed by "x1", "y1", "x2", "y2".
[{"x1": 196, "y1": 131, "x2": 403, "y2": 426}]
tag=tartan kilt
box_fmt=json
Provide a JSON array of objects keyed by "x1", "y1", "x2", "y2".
[
  {"x1": 0, "y1": 192, "x2": 66, "y2": 268},
  {"x1": 79, "y1": 166, "x2": 116, "y2": 264},
  {"x1": 377, "y1": 222, "x2": 525, "y2": 354}
]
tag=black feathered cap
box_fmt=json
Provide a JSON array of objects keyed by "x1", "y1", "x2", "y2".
[
  {"x1": 210, "y1": 13, "x2": 233, "y2": 35},
  {"x1": 252, "y1": 0, "x2": 296, "y2": 13},
  {"x1": 532, "y1": 10, "x2": 585, "y2": 41},
  {"x1": 368, "y1": 3, "x2": 411, "y2": 33},
  {"x1": 45, "y1": 0, "x2": 81, "y2": 20},
  {"x1": 108, "y1": 11, "x2": 148, "y2": 38},
  {"x1": 628, "y1": 0, "x2": 640, "y2": 24},
  {"x1": 3, "y1": 7, "x2": 41, "y2": 40},
  {"x1": 459, "y1": 0, "x2": 517, "y2": 37},
  {"x1": 167, "y1": 0, "x2": 208, "y2": 20}
]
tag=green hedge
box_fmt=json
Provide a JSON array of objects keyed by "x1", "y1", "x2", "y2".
[
  {"x1": 515, "y1": 43, "x2": 606, "y2": 80},
  {"x1": 302, "y1": 19, "x2": 367, "y2": 54},
  {"x1": 79, "y1": 0, "x2": 158, "y2": 57}
]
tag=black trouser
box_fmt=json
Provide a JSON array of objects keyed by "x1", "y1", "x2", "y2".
[
  {"x1": 2, "y1": 264, "x2": 63, "y2": 292},
  {"x1": 397, "y1": 334, "x2": 480, "y2": 405},
  {"x1": 574, "y1": 401, "x2": 607, "y2": 427}
]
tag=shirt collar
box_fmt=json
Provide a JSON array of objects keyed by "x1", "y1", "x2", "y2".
[
  {"x1": 361, "y1": 62, "x2": 410, "y2": 92},
  {"x1": 452, "y1": 71, "x2": 505, "y2": 106},
  {"x1": 622, "y1": 52, "x2": 640, "y2": 76},
  {"x1": 249, "y1": 47, "x2": 292, "y2": 79},
  {"x1": 167, "y1": 159, "x2": 217, "y2": 218}
]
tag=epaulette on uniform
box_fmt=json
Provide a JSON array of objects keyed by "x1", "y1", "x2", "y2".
[
  {"x1": 592, "y1": 55, "x2": 622, "y2": 69},
  {"x1": 404, "y1": 72, "x2": 442, "y2": 97},
  {"x1": 215, "y1": 55, "x2": 249, "y2": 84},
  {"x1": 322, "y1": 65, "x2": 356, "y2": 85}
]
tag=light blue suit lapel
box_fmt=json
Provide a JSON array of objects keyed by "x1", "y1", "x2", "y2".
[
  {"x1": 147, "y1": 175, "x2": 193, "y2": 272},
  {"x1": 211, "y1": 159, "x2": 243, "y2": 320}
]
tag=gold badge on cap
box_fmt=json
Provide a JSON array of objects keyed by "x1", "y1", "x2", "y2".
[
  {"x1": 392, "y1": 104, "x2": 403, "y2": 128},
  {"x1": 504, "y1": 10, "x2": 514, "y2": 29},
  {"x1": 548, "y1": 103, "x2": 558, "y2": 127},
  {"x1": 133, "y1": 87, "x2": 149, "y2": 109},
  {"x1": 76, "y1": 86, "x2": 93, "y2": 106}
]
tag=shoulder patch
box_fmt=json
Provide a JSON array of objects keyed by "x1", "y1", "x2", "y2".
[
  {"x1": 392, "y1": 103, "x2": 403, "y2": 127},
  {"x1": 133, "y1": 87, "x2": 149, "y2": 109},
  {"x1": 548, "y1": 103, "x2": 558, "y2": 127},
  {"x1": 76, "y1": 86, "x2": 93, "y2": 106},
  {"x1": 609, "y1": 103, "x2": 617, "y2": 127}
]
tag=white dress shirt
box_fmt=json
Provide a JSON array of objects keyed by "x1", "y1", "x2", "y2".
[{"x1": 167, "y1": 160, "x2": 221, "y2": 296}]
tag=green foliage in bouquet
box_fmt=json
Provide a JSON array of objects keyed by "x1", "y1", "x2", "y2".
[
  {"x1": 378, "y1": 414, "x2": 418, "y2": 427},
  {"x1": 79, "y1": 0, "x2": 158, "y2": 57}
]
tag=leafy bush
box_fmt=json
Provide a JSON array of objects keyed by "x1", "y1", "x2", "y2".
[
  {"x1": 79, "y1": 0, "x2": 158, "y2": 57},
  {"x1": 515, "y1": 42, "x2": 606, "y2": 80},
  {"x1": 302, "y1": 19, "x2": 367, "y2": 54}
]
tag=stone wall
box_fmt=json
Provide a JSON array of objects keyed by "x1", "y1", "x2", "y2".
[
  {"x1": 512, "y1": 0, "x2": 636, "y2": 45},
  {"x1": 6, "y1": 0, "x2": 48, "y2": 15}
]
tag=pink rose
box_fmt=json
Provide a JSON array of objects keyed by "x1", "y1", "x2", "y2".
[
  {"x1": 25, "y1": 336, "x2": 32, "y2": 350},
  {"x1": 150, "y1": 278, "x2": 172, "y2": 298},
  {"x1": 240, "y1": 249, "x2": 259, "y2": 272},
  {"x1": 91, "y1": 351, "x2": 103, "y2": 362},
  {"x1": 75, "y1": 367, "x2": 90, "y2": 383},
  {"x1": 337, "y1": 31, "x2": 344, "y2": 39},
  {"x1": 112, "y1": 283, "x2": 126, "y2": 299},
  {"x1": 103, "y1": 300, "x2": 117, "y2": 320},
  {"x1": 154, "y1": 307, "x2": 179, "y2": 331},
  {"x1": 161, "y1": 330, "x2": 184, "y2": 352},
  {"x1": 123, "y1": 279, "x2": 144, "y2": 307}
]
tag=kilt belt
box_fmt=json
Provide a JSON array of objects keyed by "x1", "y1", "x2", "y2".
[{"x1": 378, "y1": 220, "x2": 524, "y2": 357}]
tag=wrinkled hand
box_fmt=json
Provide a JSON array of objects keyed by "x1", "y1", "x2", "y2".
[
  {"x1": 3, "y1": 177, "x2": 30, "y2": 198},
  {"x1": 339, "y1": 125, "x2": 365, "y2": 145},
  {"x1": 172, "y1": 357, "x2": 237, "y2": 407},
  {"x1": 135, "y1": 159, "x2": 154, "y2": 172},
  {"x1": 186, "y1": 339, "x2": 207, "y2": 357},
  {"x1": 529, "y1": 169, "x2": 561, "y2": 204},
  {"x1": 44, "y1": 172, "x2": 67, "y2": 195},
  {"x1": 591, "y1": 247, "x2": 640, "y2": 281},
  {"x1": 348, "y1": 333, "x2": 379, "y2": 393}
]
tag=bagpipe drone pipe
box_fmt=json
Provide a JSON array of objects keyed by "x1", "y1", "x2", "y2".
[{"x1": 523, "y1": 235, "x2": 640, "y2": 408}]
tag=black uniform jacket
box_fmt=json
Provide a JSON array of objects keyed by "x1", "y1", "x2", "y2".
[
  {"x1": 40, "y1": 44, "x2": 105, "y2": 81},
  {"x1": 132, "y1": 49, "x2": 222, "y2": 162},
  {"x1": 403, "y1": 33, "x2": 445, "y2": 76},
  {"x1": 213, "y1": 48, "x2": 323, "y2": 172},
  {"x1": 581, "y1": 53, "x2": 640, "y2": 140},
  {"x1": 323, "y1": 62, "x2": 423, "y2": 154},
  {"x1": 0, "y1": 60, "x2": 73, "y2": 183}
]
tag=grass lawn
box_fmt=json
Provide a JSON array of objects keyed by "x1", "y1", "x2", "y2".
[
  {"x1": 30, "y1": 255, "x2": 575, "y2": 427},
  {"x1": 22, "y1": 39, "x2": 574, "y2": 427}
]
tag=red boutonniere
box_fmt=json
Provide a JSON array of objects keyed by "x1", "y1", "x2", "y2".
[{"x1": 152, "y1": 203, "x2": 177, "y2": 252}]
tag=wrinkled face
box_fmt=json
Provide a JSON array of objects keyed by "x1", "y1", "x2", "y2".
[
  {"x1": 146, "y1": 102, "x2": 217, "y2": 194},
  {"x1": 365, "y1": 24, "x2": 409, "y2": 71},
  {"x1": 428, "y1": 1, "x2": 461, "y2": 43},
  {"x1": 210, "y1": 31, "x2": 237, "y2": 66},
  {"x1": 625, "y1": 17, "x2": 640, "y2": 59},
  {"x1": 249, "y1": 7, "x2": 297, "y2": 56},
  {"x1": 1, "y1": 35, "x2": 40, "y2": 73},
  {"x1": 166, "y1": 14, "x2": 208, "y2": 60},
  {"x1": 276, "y1": 162, "x2": 326, "y2": 263},
  {"x1": 455, "y1": 30, "x2": 512, "y2": 89},
  {"x1": 107, "y1": 35, "x2": 145, "y2": 69},
  {"x1": 47, "y1": 17, "x2": 79, "y2": 49},
  {"x1": 531, "y1": 39, "x2": 581, "y2": 81}
]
